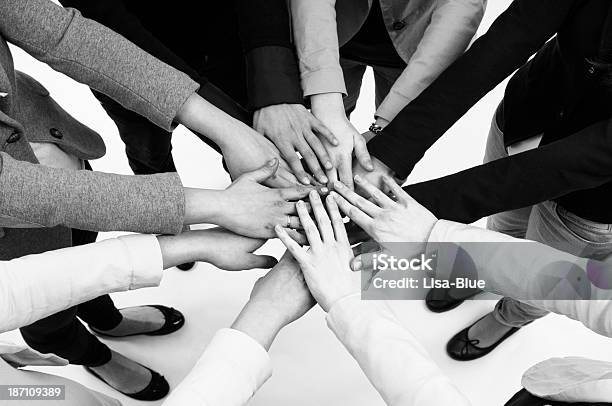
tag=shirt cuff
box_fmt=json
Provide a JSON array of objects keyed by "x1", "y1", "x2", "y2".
[
  {"x1": 117, "y1": 234, "x2": 164, "y2": 290},
  {"x1": 301, "y1": 67, "x2": 347, "y2": 97},
  {"x1": 246, "y1": 46, "x2": 304, "y2": 110},
  {"x1": 326, "y1": 294, "x2": 395, "y2": 339},
  {"x1": 164, "y1": 328, "x2": 272, "y2": 406}
]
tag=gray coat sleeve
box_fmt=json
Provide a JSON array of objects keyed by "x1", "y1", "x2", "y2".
[
  {"x1": 0, "y1": 153, "x2": 185, "y2": 234},
  {"x1": 0, "y1": 0, "x2": 200, "y2": 131}
]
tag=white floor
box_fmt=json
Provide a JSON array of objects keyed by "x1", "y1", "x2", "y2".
[{"x1": 2, "y1": 1, "x2": 612, "y2": 405}]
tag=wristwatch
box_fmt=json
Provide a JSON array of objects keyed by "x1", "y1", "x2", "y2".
[{"x1": 369, "y1": 122, "x2": 384, "y2": 135}]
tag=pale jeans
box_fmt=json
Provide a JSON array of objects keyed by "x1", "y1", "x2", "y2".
[{"x1": 485, "y1": 109, "x2": 612, "y2": 327}]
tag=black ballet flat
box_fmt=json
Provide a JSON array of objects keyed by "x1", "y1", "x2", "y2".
[
  {"x1": 85, "y1": 364, "x2": 169, "y2": 401},
  {"x1": 425, "y1": 286, "x2": 481, "y2": 313},
  {"x1": 90, "y1": 305, "x2": 185, "y2": 338},
  {"x1": 446, "y1": 316, "x2": 528, "y2": 361},
  {"x1": 177, "y1": 261, "x2": 196, "y2": 271}
]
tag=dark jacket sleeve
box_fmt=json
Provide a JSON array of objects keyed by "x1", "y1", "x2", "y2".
[
  {"x1": 234, "y1": 0, "x2": 304, "y2": 110},
  {"x1": 404, "y1": 119, "x2": 612, "y2": 223},
  {"x1": 368, "y1": 0, "x2": 575, "y2": 179}
]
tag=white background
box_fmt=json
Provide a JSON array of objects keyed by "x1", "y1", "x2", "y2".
[{"x1": 2, "y1": 1, "x2": 612, "y2": 405}]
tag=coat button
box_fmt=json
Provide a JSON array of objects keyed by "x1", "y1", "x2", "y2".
[
  {"x1": 49, "y1": 128, "x2": 63, "y2": 139},
  {"x1": 392, "y1": 20, "x2": 406, "y2": 30},
  {"x1": 6, "y1": 131, "x2": 21, "y2": 143}
]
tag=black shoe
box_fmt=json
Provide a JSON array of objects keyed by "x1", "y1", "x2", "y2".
[
  {"x1": 85, "y1": 364, "x2": 169, "y2": 401},
  {"x1": 426, "y1": 285, "x2": 483, "y2": 313},
  {"x1": 446, "y1": 316, "x2": 525, "y2": 361},
  {"x1": 91, "y1": 305, "x2": 185, "y2": 338},
  {"x1": 177, "y1": 262, "x2": 196, "y2": 271}
]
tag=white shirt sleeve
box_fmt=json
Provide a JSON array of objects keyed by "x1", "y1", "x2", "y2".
[
  {"x1": 0, "y1": 234, "x2": 163, "y2": 334},
  {"x1": 427, "y1": 220, "x2": 612, "y2": 338},
  {"x1": 326, "y1": 294, "x2": 471, "y2": 406},
  {"x1": 163, "y1": 328, "x2": 272, "y2": 406}
]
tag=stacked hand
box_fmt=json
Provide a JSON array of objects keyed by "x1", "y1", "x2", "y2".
[
  {"x1": 276, "y1": 190, "x2": 356, "y2": 312},
  {"x1": 331, "y1": 175, "x2": 438, "y2": 272},
  {"x1": 311, "y1": 93, "x2": 373, "y2": 190},
  {"x1": 254, "y1": 104, "x2": 338, "y2": 185},
  {"x1": 222, "y1": 129, "x2": 299, "y2": 188},
  {"x1": 201, "y1": 159, "x2": 322, "y2": 241},
  {"x1": 231, "y1": 251, "x2": 315, "y2": 350},
  {"x1": 158, "y1": 227, "x2": 277, "y2": 271}
]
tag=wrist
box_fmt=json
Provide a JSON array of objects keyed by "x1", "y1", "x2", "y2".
[
  {"x1": 311, "y1": 93, "x2": 346, "y2": 120},
  {"x1": 183, "y1": 189, "x2": 225, "y2": 226},
  {"x1": 157, "y1": 232, "x2": 206, "y2": 269},
  {"x1": 374, "y1": 116, "x2": 391, "y2": 129},
  {"x1": 231, "y1": 301, "x2": 284, "y2": 351}
]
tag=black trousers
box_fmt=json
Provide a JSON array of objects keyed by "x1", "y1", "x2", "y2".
[
  {"x1": 92, "y1": 50, "x2": 248, "y2": 176},
  {"x1": 20, "y1": 229, "x2": 122, "y2": 367},
  {"x1": 506, "y1": 389, "x2": 612, "y2": 405}
]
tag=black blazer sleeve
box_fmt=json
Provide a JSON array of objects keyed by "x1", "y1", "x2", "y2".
[
  {"x1": 404, "y1": 119, "x2": 612, "y2": 223},
  {"x1": 234, "y1": 0, "x2": 303, "y2": 110},
  {"x1": 58, "y1": 0, "x2": 249, "y2": 123},
  {"x1": 368, "y1": 0, "x2": 576, "y2": 179}
]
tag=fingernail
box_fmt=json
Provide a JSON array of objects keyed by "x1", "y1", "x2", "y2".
[
  {"x1": 274, "y1": 224, "x2": 283, "y2": 232},
  {"x1": 334, "y1": 181, "x2": 344, "y2": 189},
  {"x1": 268, "y1": 158, "x2": 277, "y2": 166},
  {"x1": 352, "y1": 259, "x2": 362, "y2": 271},
  {"x1": 333, "y1": 138, "x2": 339, "y2": 146},
  {"x1": 321, "y1": 187, "x2": 329, "y2": 194},
  {"x1": 320, "y1": 175, "x2": 329, "y2": 183},
  {"x1": 325, "y1": 161, "x2": 333, "y2": 170},
  {"x1": 354, "y1": 174, "x2": 362, "y2": 183},
  {"x1": 302, "y1": 177, "x2": 311, "y2": 185},
  {"x1": 367, "y1": 161, "x2": 374, "y2": 171},
  {"x1": 297, "y1": 200, "x2": 304, "y2": 208},
  {"x1": 310, "y1": 190, "x2": 318, "y2": 199}
]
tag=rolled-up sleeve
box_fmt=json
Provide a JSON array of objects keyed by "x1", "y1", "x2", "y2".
[
  {"x1": 0, "y1": 0, "x2": 199, "y2": 131},
  {"x1": 290, "y1": 0, "x2": 347, "y2": 96}
]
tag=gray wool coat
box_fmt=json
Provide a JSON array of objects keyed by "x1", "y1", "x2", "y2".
[{"x1": 0, "y1": 0, "x2": 201, "y2": 259}]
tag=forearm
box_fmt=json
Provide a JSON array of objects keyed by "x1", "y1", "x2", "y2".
[
  {"x1": 0, "y1": 153, "x2": 184, "y2": 234},
  {"x1": 367, "y1": 0, "x2": 573, "y2": 178},
  {"x1": 291, "y1": 0, "x2": 346, "y2": 96},
  {"x1": 376, "y1": 0, "x2": 485, "y2": 123},
  {"x1": 175, "y1": 93, "x2": 256, "y2": 151},
  {"x1": 427, "y1": 220, "x2": 612, "y2": 338},
  {"x1": 405, "y1": 119, "x2": 612, "y2": 224},
  {"x1": 0, "y1": 234, "x2": 163, "y2": 333}
]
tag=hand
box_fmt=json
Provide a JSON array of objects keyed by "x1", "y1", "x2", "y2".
[
  {"x1": 231, "y1": 251, "x2": 315, "y2": 350},
  {"x1": 311, "y1": 93, "x2": 373, "y2": 190},
  {"x1": 157, "y1": 228, "x2": 277, "y2": 271},
  {"x1": 254, "y1": 104, "x2": 338, "y2": 185},
  {"x1": 210, "y1": 159, "x2": 319, "y2": 240},
  {"x1": 331, "y1": 175, "x2": 437, "y2": 271},
  {"x1": 275, "y1": 190, "x2": 355, "y2": 312},
  {"x1": 222, "y1": 130, "x2": 299, "y2": 188},
  {"x1": 352, "y1": 155, "x2": 399, "y2": 197}
]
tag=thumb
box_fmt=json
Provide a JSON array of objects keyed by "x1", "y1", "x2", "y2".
[
  {"x1": 244, "y1": 254, "x2": 278, "y2": 270},
  {"x1": 244, "y1": 158, "x2": 279, "y2": 183}
]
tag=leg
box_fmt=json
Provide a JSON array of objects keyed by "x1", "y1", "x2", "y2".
[
  {"x1": 340, "y1": 57, "x2": 368, "y2": 117},
  {"x1": 93, "y1": 91, "x2": 176, "y2": 175},
  {"x1": 493, "y1": 200, "x2": 612, "y2": 328},
  {"x1": 371, "y1": 65, "x2": 403, "y2": 110}
]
